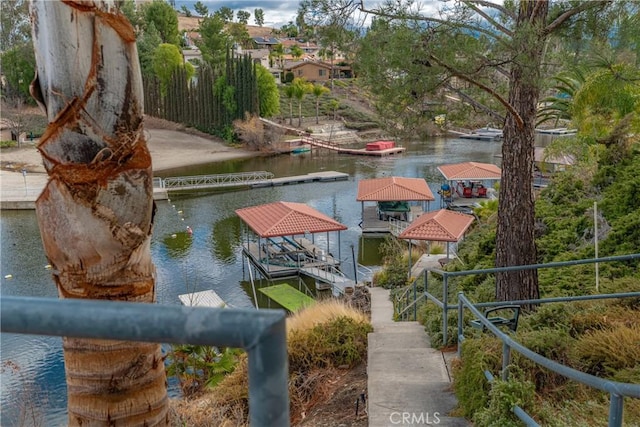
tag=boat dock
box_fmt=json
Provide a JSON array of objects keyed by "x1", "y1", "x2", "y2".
[
  {"x1": 301, "y1": 135, "x2": 406, "y2": 156},
  {"x1": 152, "y1": 170, "x2": 349, "y2": 200},
  {"x1": 360, "y1": 205, "x2": 423, "y2": 235},
  {"x1": 178, "y1": 289, "x2": 228, "y2": 308},
  {"x1": 258, "y1": 283, "x2": 315, "y2": 312}
]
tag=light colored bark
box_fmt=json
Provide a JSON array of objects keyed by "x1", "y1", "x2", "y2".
[{"x1": 30, "y1": 1, "x2": 168, "y2": 425}]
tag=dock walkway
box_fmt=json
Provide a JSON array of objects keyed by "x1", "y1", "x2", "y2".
[{"x1": 368, "y1": 286, "x2": 469, "y2": 426}]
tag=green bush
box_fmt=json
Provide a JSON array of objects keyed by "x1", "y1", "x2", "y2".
[
  {"x1": 453, "y1": 337, "x2": 502, "y2": 418},
  {"x1": 569, "y1": 324, "x2": 640, "y2": 377},
  {"x1": 473, "y1": 366, "x2": 537, "y2": 427},
  {"x1": 288, "y1": 316, "x2": 372, "y2": 371}
]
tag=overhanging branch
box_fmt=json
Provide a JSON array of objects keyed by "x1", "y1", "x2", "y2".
[
  {"x1": 429, "y1": 54, "x2": 522, "y2": 128},
  {"x1": 544, "y1": 1, "x2": 606, "y2": 36}
]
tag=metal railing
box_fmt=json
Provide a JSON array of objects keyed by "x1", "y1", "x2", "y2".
[
  {"x1": 1, "y1": 296, "x2": 290, "y2": 426},
  {"x1": 162, "y1": 171, "x2": 274, "y2": 191},
  {"x1": 457, "y1": 292, "x2": 640, "y2": 426},
  {"x1": 392, "y1": 253, "x2": 640, "y2": 426}
]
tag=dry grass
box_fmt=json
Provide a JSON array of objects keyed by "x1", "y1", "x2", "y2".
[
  {"x1": 286, "y1": 299, "x2": 369, "y2": 334},
  {"x1": 170, "y1": 299, "x2": 371, "y2": 426}
]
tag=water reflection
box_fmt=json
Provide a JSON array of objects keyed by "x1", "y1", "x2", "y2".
[
  {"x1": 210, "y1": 216, "x2": 242, "y2": 263},
  {"x1": 1, "y1": 136, "x2": 502, "y2": 425}
]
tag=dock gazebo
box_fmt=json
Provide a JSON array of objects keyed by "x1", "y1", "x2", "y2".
[
  {"x1": 356, "y1": 177, "x2": 435, "y2": 234},
  {"x1": 437, "y1": 162, "x2": 501, "y2": 208},
  {"x1": 235, "y1": 201, "x2": 347, "y2": 278},
  {"x1": 398, "y1": 209, "x2": 475, "y2": 270}
]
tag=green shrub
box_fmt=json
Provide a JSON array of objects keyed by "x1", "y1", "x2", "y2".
[
  {"x1": 473, "y1": 366, "x2": 537, "y2": 427},
  {"x1": 0, "y1": 140, "x2": 17, "y2": 148},
  {"x1": 452, "y1": 336, "x2": 502, "y2": 418},
  {"x1": 288, "y1": 316, "x2": 372, "y2": 371},
  {"x1": 569, "y1": 324, "x2": 640, "y2": 377}
]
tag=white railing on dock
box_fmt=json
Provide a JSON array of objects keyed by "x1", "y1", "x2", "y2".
[
  {"x1": 388, "y1": 217, "x2": 410, "y2": 236},
  {"x1": 161, "y1": 171, "x2": 274, "y2": 191}
]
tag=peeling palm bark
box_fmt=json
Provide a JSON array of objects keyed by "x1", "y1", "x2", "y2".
[{"x1": 30, "y1": 1, "x2": 168, "y2": 425}]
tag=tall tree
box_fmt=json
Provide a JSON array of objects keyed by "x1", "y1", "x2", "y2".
[
  {"x1": 254, "y1": 8, "x2": 265, "y2": 26},
  {"x1": 141, "y1": 0, "x2": 180, "y2": 45},
  {"x1": 0, "y1": 0, "x2": 31, "y2": 52},
  {"x1": 308, "y1": 0, "x2": 610, "y2": 305},
  {"x1": 227, "y1": 22, "x2": 253, "y2": 49},
  {"x1": 292, "y1": 77, "x2": 311, "y2": 127},
  {"x1": 137, "y1": 21, "x2": 163, "y2": 77},
  {"x1": 256, "y1": 64, "x2": 280, "y2": 117},
  {"x1": 29, "y1": 1, "x2": 168, "y2": 424},
  {"x1": 194, "y1": 1, "x2": 208, "y2": 17},
  {"x1": 311, "y1": 83, "x2": 330, "y2": 123},
  {"x1": 197, "y1": 14, "x2": 231, "y2": 73},
  {"x1": 215, "y1": 6, "x2": 234, "y2": 23},
  {"x1": 153, "y1": 43, "x2": 185, "y2": 94},
  {"x1": 290, "y1": 44, "x2": 304, "y2": 60},
  {"x1": 237, "y1": 10, "x2": 251, "y2": 25}
]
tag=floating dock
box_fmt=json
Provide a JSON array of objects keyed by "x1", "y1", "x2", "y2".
[
  {"x1": 178, "y1": 289, "x2": 228, "y2": 308},
  {"x1": 258, "y1": 283, "x2": 315, "y2": 312}
]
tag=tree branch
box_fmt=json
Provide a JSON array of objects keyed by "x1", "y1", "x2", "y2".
[
  {"x1": 358, "y1": 1, "x2": 508, "y2": 44},
  {"x1": 463, "y1": 1, "x2": 513, "y2": 37},
  {"x1": 444, "y1": 82, "x2": 506, "y2": 123},
  {"x1": 429, "y1": 53, "x2": 522, "y2": 128},
  {"x1": 544, "y1": 1, "x2": 605, "y2": 36},
  {"x1": 466, "y1": 0, "x2": 516, "y2": 20}
]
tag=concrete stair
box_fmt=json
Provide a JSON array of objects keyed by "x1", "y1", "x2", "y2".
[{"x1": 367, "y1": 286, "x2": 470, "y2": 426}]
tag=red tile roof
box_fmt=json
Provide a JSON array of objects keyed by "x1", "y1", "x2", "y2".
[
  {"x1": 398, "y1": 209, "x2": 474, "y2": 242},
  {"x1": 437, "y1": 162, "x2": 501, "y2": 180},
  {"x1": 356, "y1": 177, "x2": 435, "y2": 202},
  {"x1": 235, "y1": 201, "x2": 347, "y2": 237}
]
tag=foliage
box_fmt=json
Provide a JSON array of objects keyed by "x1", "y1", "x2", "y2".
[
  {"x1": 136, "y1": 21, "x2": 163, "y2": 77},
  {"x1": 176, "y1": 300, "x2": 371, "y2": 425},
  {"x1": 214, "y1": 6, "x2": 234, "y2": 23},
  {"x1": 193, "y1": 1, "x2": 208, "y2": 17},
  {"x1": 373, "y1": 236, "x2": 410, "y2": 289},
  {"x1": 452, "y1": 337, "x2": 502, "y2": 418},
  {"x1": 227, "y1": 22, "x2": 252, "y2": 49},
  {"x1": 473, "y1": 367, "x2": 537, "y2": 427},
  {"x1": 233, "y1": 113, "x2": 264, "y2": 149},
  {"x1": 255, "y1": 64, "x2": 280, "y2": 118},
  {"x1": 236, "y1": 10, "x2": 250, "y2": 25},
  {"x1": 253, "y1": 8, "x2": 264, "y2": 26},
  {"x1": 165, "y1": 345, "x2": 243, "y2": 397},
  {"x1": 1, "y1": 45, "x2": 36, "y2": 101},
  {"x1": 152, "y1": 43, "x2": 184, "y2": 94},
  {"x1": 569, "y1": 325, "x2": 640, "y2": 377},
  {"x1": 0, "y1": 0, "x2": 31, "y2": 52},
  {"x1": 197, "y1": 14, "x2": 230, "y2": 73},
  {"x1": 288, "y1": 316, "x2": 372, "y2": 371},
  {"x1": 141, "y1": 0, "x2": 179, "y2": 45}
]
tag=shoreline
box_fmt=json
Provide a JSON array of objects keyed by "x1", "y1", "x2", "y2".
[{"x1": 0, "y1": 128, "x2": 257, "y2": 207}]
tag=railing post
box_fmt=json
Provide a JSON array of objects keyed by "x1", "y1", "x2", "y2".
[
  {"x1": 442, "y1": 273, "x2": 449, "y2": 345},
  {"x1": 248, "y1": 315, "x2": 289, "y2": 426},
  {"x1": 502, "y1": 341, "x2": 511, "y2": 381},
  {"x1": 457, "y1": 292, "x2": 464, "y2": 358},
  {"x1": 608, "y1": 393, "x2": 623, "y2": 427},
  {"x1": 413, "y1": 280, "x2": 417, "y2": 321}
]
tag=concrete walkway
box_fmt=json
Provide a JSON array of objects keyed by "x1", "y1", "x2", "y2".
[{"x1": 367, "y1": 286, "x2": 469, "y2": 426}]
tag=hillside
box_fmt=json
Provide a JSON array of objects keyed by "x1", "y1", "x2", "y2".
[{"x1": 178, "y1": 15, "x2": 278, "y2": 38}]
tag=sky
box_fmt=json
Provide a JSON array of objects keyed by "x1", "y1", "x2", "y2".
[{"x1": 174, "y1": 1, "x2": 310, "y2": 28}]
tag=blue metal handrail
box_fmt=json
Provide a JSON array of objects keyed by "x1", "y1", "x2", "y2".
[
  {"x1": 0, "y1": 297, "x2": 290, "y2": 426},
  {"x1": 457, "y1": 292, "x2": 640, "y2": 426}
]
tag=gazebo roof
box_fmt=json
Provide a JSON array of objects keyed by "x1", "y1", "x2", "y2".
[
  {"x1": 398, "y1": 209, "x2": 475, "y2": 241},
  {"x1": 437, "y1": 162, "x2": 501, "y2": 181},
  {"x1": 356, "y1": 177, "x2": 435, "y2": 202},
  {"x1": 235, "y1": 201, "x2": 347, "y2": 238}
]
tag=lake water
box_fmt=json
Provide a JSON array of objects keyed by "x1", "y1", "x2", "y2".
[{"x1": 0, "y1": 136, "x2": 502, "y2": 426}]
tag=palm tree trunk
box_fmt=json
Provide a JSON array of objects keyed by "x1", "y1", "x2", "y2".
[{"x1": 30, "y1": 1, "x2": 168, "y2": 425}]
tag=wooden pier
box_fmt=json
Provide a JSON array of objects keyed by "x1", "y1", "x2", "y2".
[
  {"x1": 154, "y1": 170, "x2": 349, "y2": 198},
  {"x1": 300, "y1": 135, "x2": 406, "y2": 156}
]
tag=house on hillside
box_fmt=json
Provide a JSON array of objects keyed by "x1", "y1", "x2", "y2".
[{"x1": 283, "y1": 61, "x2": 353, "y2": 82}]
